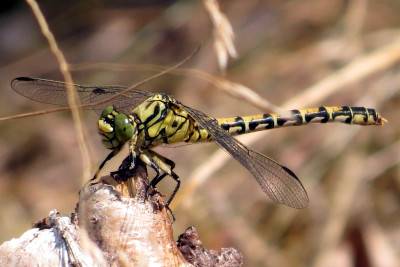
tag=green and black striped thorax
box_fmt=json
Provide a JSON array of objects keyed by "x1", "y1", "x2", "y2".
[{"x1": 98, "y1": 93, "x2": 214, "y2": 151}]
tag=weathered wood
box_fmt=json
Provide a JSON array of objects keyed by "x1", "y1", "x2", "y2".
[
  {"x1": 178, "y1": 227, "x2": 243, "y2": 267},
  {"x1": 0, "y1": 210, "x2": 100, "y2": 266},
  {"x1": 0, "y1": 158, "x2": 243, "y2": 266}
]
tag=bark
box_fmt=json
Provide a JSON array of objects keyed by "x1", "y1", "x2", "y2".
[{"x1": 0, "y1": 158, "x2": 243, "y2": 267}]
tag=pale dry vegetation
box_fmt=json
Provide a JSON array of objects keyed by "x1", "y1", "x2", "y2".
[{"x1": 0, "y1": 1, "x2": 399, "y2": 266}]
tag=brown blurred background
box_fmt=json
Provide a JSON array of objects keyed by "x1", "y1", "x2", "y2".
[{"x1": 1, "y1": 1, "x2": 399, "y2": 266}]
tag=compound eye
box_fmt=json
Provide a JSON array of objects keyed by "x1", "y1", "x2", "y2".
[
  {"x1": 100, "y1": 106, "x2": 115, "y2": 119},
  {"x1": 115, "y1": 114, "x2": 134, "y2": 143}
]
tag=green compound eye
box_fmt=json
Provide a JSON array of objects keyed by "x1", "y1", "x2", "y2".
[
  {"x1": 100, "y1": 106, "x2": 115, "y2": 119},
  {"x1": 114, "y1": 113, "x2": 134, "y2": 143}
]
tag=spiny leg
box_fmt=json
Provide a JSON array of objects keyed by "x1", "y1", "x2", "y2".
[
  {"x1": 139, "y1": 151, "x2": 180, "y2": 222},
  {"x1": 163, "y1": 171, "x2": 180, "y2": 209},
  {"x1": 148, "y1": 171, "x2": 180, "y2": 207},
  {"x1": 89, "y1": 148, "x2": 121, "y2": 183},
  {"x1": 144, "y1": 151, "x2": 179, "y2": 206},
  {"x1": 147, "y1": 153, "x2": 175, "y2": 189},
  {"x1": 148, "y1": 171, "x2": 177, "y2": 223}
]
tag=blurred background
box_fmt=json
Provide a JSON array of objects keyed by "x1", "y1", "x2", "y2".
[{"x1": 0, "y1": 0, "x2": 399, "y2": 266}]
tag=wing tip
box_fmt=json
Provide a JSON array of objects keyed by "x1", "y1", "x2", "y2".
[
  {"x1": 15, "y1": 77, "x2": 35, "y2": 81},
  {"x1": 11, "y1": 77, "x2": 35, "y2": 89},
  {"x1": 277, "y1": 193, "x2": 309, "y2": 209}
]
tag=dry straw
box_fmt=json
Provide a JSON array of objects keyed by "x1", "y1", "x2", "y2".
[{"x1": 204, "y1": 0, "x2": 238, "y2": 72}]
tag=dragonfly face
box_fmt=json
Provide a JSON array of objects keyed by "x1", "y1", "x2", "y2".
[{"x1": 98, "y1": 106, "x2": 136, "y2": 150}]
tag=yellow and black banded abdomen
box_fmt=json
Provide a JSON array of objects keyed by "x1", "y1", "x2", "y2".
[
  {"x1": 133, "y1": 98, "x2": 386, "y2": 145},
  {"x1": 217, "y1": 106, "x2": 386, "y2": 136}
]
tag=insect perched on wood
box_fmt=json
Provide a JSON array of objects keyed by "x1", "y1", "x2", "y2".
[{"x1": 11, "y1": 77, "x2": 387, "y2": 217}]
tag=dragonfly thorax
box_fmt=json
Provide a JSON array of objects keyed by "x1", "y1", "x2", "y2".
[
  {"x1": 98, "y1": 106, "x2": 136, "y2": 150},
  {"x1": 10, "y1": 77, "x2": 389, "y2": 212}
]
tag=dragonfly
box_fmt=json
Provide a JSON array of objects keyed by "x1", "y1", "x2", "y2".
[{"x1": 11, "y1": 77, "x2": 387, "y2": 215}]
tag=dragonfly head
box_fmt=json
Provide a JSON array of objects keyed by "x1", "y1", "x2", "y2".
[{"x1": 98, "y1": 106, "x2": 136, "y2": 150}]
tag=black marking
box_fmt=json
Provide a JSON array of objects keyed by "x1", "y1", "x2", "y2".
[
  {"x1": 185, "y1": 130, "x2": 194, "y2": 142},
  {"x1": 305, "y1": 106, "x2": 329, "y2": 123},
  {"x1": 157, "y1": 103, "x2": 169, "y2": 122},
  {"x1": 290, "y1": 109, "x2": 303, "y2": 125},
  {"x1": 194, "y1": 126, "x2": 202, "y2": 142},
  {"x1": 277, "y1": 117, "x2": 287, "y2": 126},
  {"x1": 248, "y1": 120, "x2": 260, "y2": 131},
  {"x1": 173, "y1": 117, "x2": 187, "y2": 133},
  {"x1": 14, "y1": 77, "x2": 35, "y2": 82},
  {"x1": 262, "y1": 114, "x2": 275, "y2": 129},
  {"x1": 220, "y1": 123, "x2": 230, "y2": 131},
  {"x1": 334, "y1": 106, "x2": 352, "y2": 124},
  {"x1": 319, "y1": 106, "x2": 329, "y2": 123},
  {"x1": 234, "y1": 117, "x2": 246, "y2": 134},
  {"x1": 142, "y1": 101, "x2": 171, "y2": 143},
  {"x1": 160, "y1": 93, "x2": 169, "y2": 101},
  {"x1": 92, "y1": 88, "x2": 106, "y2": 94},
  {"x1": 143, "y1": 102, "x2": 161, "y2": 126},
  {"x1": 148, "y1": 110, "x2": 191, "y2": 144},
  {"x1": 131, "y1": 113, "x2": 140, "y2": 121},
  {"x1": 351, "y1": 107, "x2": 369, "y2": 123},
  {"x1": 332, "y1": 106, "x2": 350, "y2": 117},
  {"x1": 281, "y1": 166, "x2": 301, "y2": 181},
  {"x1": 159, "y1": 128, "x2": 166, "y2": 136},
  {"x1": 367, "y1": 108, "x2": 378, "y2": 122}
]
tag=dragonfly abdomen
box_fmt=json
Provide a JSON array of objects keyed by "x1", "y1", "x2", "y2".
[
  {"x1": 216, "y1": 106, "x2": 386, "y2": 136},
  {"x1": 10, "y1": 77, "x2": 388, "y2": 211}
]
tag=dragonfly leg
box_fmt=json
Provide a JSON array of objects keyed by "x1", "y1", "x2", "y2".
[
  {"x1": 163, "y1": 171, "x2": 180, "y2": 223},
  {"x1": 90, "y1": 148, "x2": 121, "y2": 182},
  {"x1": 109, "y1": 153, "x2": 138, "y2": 183},
  {"x1": 139, "y1": 150, "x2": 180, "y2": 222}
]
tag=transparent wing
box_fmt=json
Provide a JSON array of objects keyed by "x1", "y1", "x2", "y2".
[
  {"x1": 11, "y1": 77, "x2": 154, "y2": 114},
  {"x1": 181, "y1": 103, "x2": 309, "y2": 209}
]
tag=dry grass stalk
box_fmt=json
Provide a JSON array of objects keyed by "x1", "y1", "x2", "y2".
[
  {"x1": 204, "y1": 0, "x2": 238, "y2": 72},
  {"x1": 25, "y1": 0, "x2": 93, "y2": 182}
]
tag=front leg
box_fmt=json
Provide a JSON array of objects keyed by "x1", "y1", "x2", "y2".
[
  {"x1": 89, "y1": 142, "x2": 137, "y2": 184},
  {"x1": 88, "y1": 147, "x2": 121, "y2": 185}
]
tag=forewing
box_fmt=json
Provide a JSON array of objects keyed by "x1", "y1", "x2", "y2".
[
  {"x1": 181, "y1": 104, "x2": 309, "y2": 209},
  {"x1": 11, "y1": 77, "x2": 154, "y2": 114}
]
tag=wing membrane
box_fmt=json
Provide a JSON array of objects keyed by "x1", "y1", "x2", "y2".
[
  {"x1": 11, "y1": 77, "x2": 154, "y2": 114},
  {"x1": 181, "y1": 104, "x2": 309, "y2": 208},
  {"x1": 11, "y1": 76, "x2": 309, "y2": 208}
]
